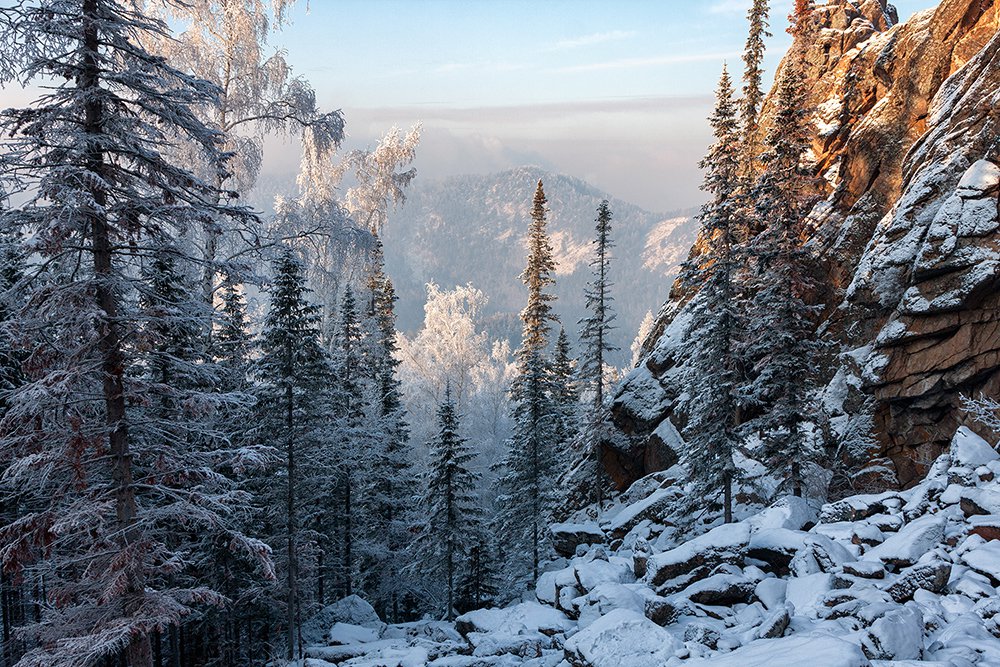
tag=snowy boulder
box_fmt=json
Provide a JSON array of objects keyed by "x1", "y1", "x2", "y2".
[
  {"x1": 951, "y1": 426, "x2": 999, "y2": 468},
  {"x1": 680, "y1": 572, "x2": 756, "y2": 606},
  {"x1": 747, "y1": 496, "x2": 818, "y2": 533},
  {"x1": 550, "y1": 522, "x2": 605, "y2": 557},
  {"x1": 606, "y1": 488, "x2": 674, "y2": 539},
  {"x1": 862, "y1": 514, "x2": 945, "y2": 567},
  {"x1": 685, "y1": 633, "x2": 871, "y2": 666},
  {"x1": 328, "y1": 622, "x2": 380, "y2": 645},
  {"x1": 455, "y1": 602, "x2": 573, "y2": 639},
  {"x1": 820, "y1": 492, "x2": 900, "y2": 523},
  {"x1": 573, "y1": 553, "x2": 634, "y2": 592},
  {"x1": 301, "y1": 594, "x2": 384, "y2": 646},
  {"x1": 842, "y1": 560, "x2": 885, "y2": 579},
  {"x1": 784, "y1": 573, "x2": 833, "y2": 616},
  {"x1": 754, "y1": 577, "x2": 787, "y2": 610},
  {"x1": 970, "y1": 514, "x2": 1000, "y2": 541},
  {"x1": 562, "y1": 608, "x2": 682, "y2": 667},
  {"x1": 885, "y1": 560, "x2": 951, "y2": 602},
  {"x1": 747, "y1": 528, "x2": 807, "y2": 573},
  {"x1": 958, "y1": 487, "x2": 1000, "y2": 517},
  {"x1": 572, "y1": 582, "x2": 646, "y2": 628},
  {"x1": 645, "y1": 522, "x2": 750, "y2": 588},
  {"x1": 956, "y1": 159, "x2": 1000, "y2": 198},
  {"x1": 961, "y1": 538, "x2": 1000, "y2": 584},
  {"x1": 862, "y1": 605, "x2": 923, "y2": 660}
]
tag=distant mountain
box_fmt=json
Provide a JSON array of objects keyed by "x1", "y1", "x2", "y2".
[{"x1": 381, "y1": 166, "x2": 698, "y2": 366}]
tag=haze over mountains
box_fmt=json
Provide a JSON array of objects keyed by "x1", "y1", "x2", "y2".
[{"x1": 382, "y1": 166, "x2": 699, "y2": 365}]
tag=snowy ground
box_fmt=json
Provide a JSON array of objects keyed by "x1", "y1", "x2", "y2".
[{"x1": 300, "y1": 426, "x2": 1000, "y2": 666}]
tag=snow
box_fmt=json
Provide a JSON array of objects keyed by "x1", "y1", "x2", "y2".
[
  {"x1": 961, "y1": 539, "x2": 1000, "y2": 582},
  {"x1": 747, "y1": 496, "x2": 818, "y2": 533},
  {"x1": 956, "y1": 159, "x2": 1000, "y2": 197},
  {"x1": 685, "y1": 634, "x2": 872, "y2": 666},
  {"x1": 562, "y1": 609, "x2": 682, "y2": 667},
  {"x1": 329, "y1": 622, "x2": 381, "y2": 645}
]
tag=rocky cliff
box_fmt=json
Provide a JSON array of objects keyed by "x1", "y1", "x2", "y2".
[{"x1": 609, "y1": 0, "x2": 1000, "y2": 490}]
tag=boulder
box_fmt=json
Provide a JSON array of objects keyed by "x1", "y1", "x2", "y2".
[
  {"x1": 645, "y1": 522, "x2": 750, "y2": 587},
  {"x1": 885, "y1": 560, "x2": 951, "y2": 602},
  {"x1": 563, "y1": 608, "x2": 682, "y2": 667},
  {"x1": 551, "y1": 522, "x2": 605, "y2": 558},
  {"x1": 862, "y1": 514, "x2": 945, "y2": 567}
]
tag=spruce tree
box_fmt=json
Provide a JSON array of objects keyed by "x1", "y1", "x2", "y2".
[
  {"x1": 551, "y1": 326, "x2": 580, "y2": 449},
  {"x1": 422, "y1": 385, "x2": 482, "y2": 619},
  {"x1": 679, "y1": 66, "x2": 746, "y2": 524},
  {"x1": 577, "y1": 200, "x2": 618, "y2": 414},
  {"x1": 743, "y1": 4, "x2": 824, "y2": 498},
  {"x1": 330, "y1": 285, "x2": 368, "y2": 600},
  {"x1": 215, "y1": 272, "x2": 253, "y2": 391},
  {"x1": 255, "y1": 248, "x2": 333, "y2": 660},
  {"x1": 495, "y1": 180, "x2": 560, "y2": 585},
  {"x1": 741, "y1": 0, "x2": 771, "y2": 173},
  {"x1": 359, "y1": 239, "x2": 416, "y2": 621}
]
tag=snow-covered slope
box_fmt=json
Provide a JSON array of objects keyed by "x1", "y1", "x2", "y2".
[
  {"x1": 381, "y1": 167, "x2": 697, "y2": 361},
  {"x1": 300, "y1": 427, "x2": 1000, "y2": 665},
  {"x1": 613, "y1": 0, "x2": 1000, "y2": 489}
]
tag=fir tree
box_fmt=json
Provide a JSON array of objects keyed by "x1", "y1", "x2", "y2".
[
  {"x1": 495, "y1": 180, "x2": 561, "y2": 585},
  {"x1": 743, "y1": 4, "x2": 825, "y2": 498},
  {"x1": 422, "y1": 385, "x2": 482, "y2": 619},
  {"x1": 215, "y1": 272, "x2": 253, "y2": 391},
  {"x1": 255, "y1": 248, "x2": 334, "y2": 660},
  {"x1": 577, "y1": 200, "x2": 618, "y2": 414},
  {"x1": 679, "y1": 66, "x2": 746, "y2": 524},
  {"x1": 0, "y1": 3, "x2": 267, "y2": 664},
  {"x1": 456, "y1": 534, "x2": 501, "y2": 614}
]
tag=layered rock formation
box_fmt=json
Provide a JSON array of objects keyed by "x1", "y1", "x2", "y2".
[{"x1": 608, "y1": 0, "x2": 1000, "y2": 489}]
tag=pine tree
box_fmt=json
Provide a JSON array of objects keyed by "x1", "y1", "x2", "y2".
[
  {"x1": 741, "y1": 0, "x2": 772, "y2": 174},
  {"x1": 743, "y1": 3, "x2": 824, "y2": 498},
  {"x1": 577, "y1": 200, "x2": 618, "y2": 414},
  {"x1": 0, "y1": 3, "x2": 267, "y2": 664},
  {"x1": 456, "y1": 534, "x2": 501, "y2": 614},
  {"x1": 421, "y1": 385, "x2": 482, "y2": 619},
  {"x1": 495, "y1": 180, "x2": 561, "y2": 585},
  {"x1": 679, "y1": 66, "x2": 746, "y2": 524},
  {"x1": 255, "y1": 248, "x2": 334, "y2": 660}
]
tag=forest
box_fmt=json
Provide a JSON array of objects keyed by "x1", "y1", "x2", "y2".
[{"x1": 2, "y1": 0, "x2": 1000, "y2": 666}]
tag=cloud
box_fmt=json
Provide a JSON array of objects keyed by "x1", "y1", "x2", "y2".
[
  {"x1": 549, "y1": 30, "x2": 637, "y2": 51},
  {"x1": 553, "y1": 52, "x2": 739, "y2": 74}
]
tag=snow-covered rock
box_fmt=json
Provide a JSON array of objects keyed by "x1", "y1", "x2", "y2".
[
  {"x1": 645, "y1": 522, "x2": 750, "y2": 588},
  {"x1": 686, "y1": 634, "x2": 872, "y2": 666},
  {"x1": 862, "y1": 514, "x2": 945, "y2": 567},
  {"x1": 550, "y1": 522, "x2": 605, "y2": 557},
  {"x1": 562, "y1": 608, "x2": 682, "y2": 667}
]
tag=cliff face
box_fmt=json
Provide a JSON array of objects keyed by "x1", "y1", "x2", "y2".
[{"x1": 607, "y1": 0, "x2": 1000, "y2": 490}]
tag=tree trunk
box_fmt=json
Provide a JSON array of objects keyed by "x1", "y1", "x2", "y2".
[
  {"x1": 82, "y1": 3, "x2": 151, "y2": 665},
  {"x1": 285, "y1": 372, "x2": 298, "y2": 661},
  {"x1": 343, "y1": 470, "x2": 352, "y2": 597}
]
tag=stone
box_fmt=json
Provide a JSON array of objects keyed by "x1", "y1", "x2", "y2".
[
  {"x1": 550, "y1": 522, "x2": 605, "y2": 558},
  {"x1": 885, "y1": 561, "x2": 952, "y2": 602}
]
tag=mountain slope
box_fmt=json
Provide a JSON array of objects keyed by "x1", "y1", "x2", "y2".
[
  {"x1": 612, "y1": 0, "x2": 1000, "y2": 489},
  {"x1": 382, "y1": 167, "x2": 697, "y2": 363}
]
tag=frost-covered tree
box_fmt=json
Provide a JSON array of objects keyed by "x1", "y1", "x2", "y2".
[
  {"x1": 254, "y1": 248, "x2": 333, "y2": 660},
  {"x1": 357, "y1": 240, "x2": 417, "y2": 621},
  {"x1": 147, "y1": 0, "x2": 346, "y2": 306},
  {"x1": 741, "y1": 0, "x2": 771, "y2": 171},
  {"x1": 679, "y1": 66, "x2": 746, "y2": 524},
  {"x1": 495, "y1": 180, "x2": 561, "y2": 585},
  {"x1": 456, "y1": 534, "x2": 500, "y2": 614},
  {"x1": 577, "y1": 200, "x2": 618, "y2": 413},
  {"x1": 329, "y1": 285, "x2": 369, "y2": 600},
  {"x1": 0, "y1": 2, "x2": 269, "y2": 664},
  {"x1": 743, "y1": 6, "x2": 824, "y2": 498},
  {"x1": 420, "y1": 386, "x2": 482, "y2": 620},
  {"x1": 551, "y1": 327, "x2": 580, "y2": 450},
  {"x1": 215, "y1": 271, "x2": 254, "y2": 391},
  {"x1": 630, "y1": 310, "x2": 655, "y2": 368}
]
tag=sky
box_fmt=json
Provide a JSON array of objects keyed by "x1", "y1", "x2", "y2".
[{"x1": 256, "y1": 0, "x2": 937, "y2": 213}]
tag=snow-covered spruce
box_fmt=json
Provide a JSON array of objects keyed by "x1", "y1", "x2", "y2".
[{"x1": 299, "y1": 426, "x2": 1000, "y2": 665}]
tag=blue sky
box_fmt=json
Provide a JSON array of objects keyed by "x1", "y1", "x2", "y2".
[{"x1": 264, "y1": 0, "x2": 936, "y2": 212}]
